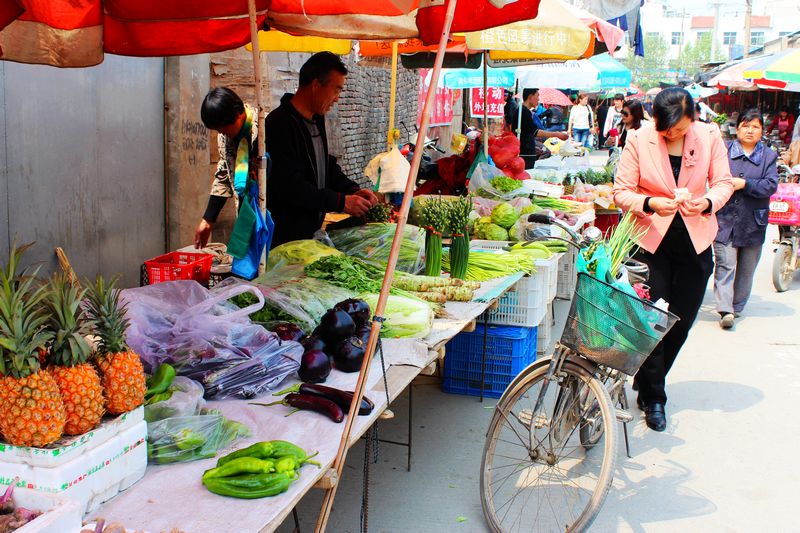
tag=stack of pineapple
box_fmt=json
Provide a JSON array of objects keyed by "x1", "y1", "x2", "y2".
[{"x1": 0, "y1": 244, "x2": 146, "y2": 447}]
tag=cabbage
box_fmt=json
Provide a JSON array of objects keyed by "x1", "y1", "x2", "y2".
[
  {"x1": 520, "y1": 205, "x2": 537, "y2": 216},
  {"x1": 491, "y1": 203, "x2": 519, "y2": 229},
  {"x1": 508, "y1": 219, "x2": 524, "y2": 242},
  {"x1": 484, "y1": 223, "x2": 509, "y2": 241},
  {"x1": 467, "y1": 211, "x2": 481, "y2": 235},
  {"x1": 473, "y1": 216, "x2": 493, "y2": 238},
  {"x1": 363, "y1": 294, "x2": 434, "y2": 339},
  {"x1": 267, "y1": 240, "x2": 342, "y2": 271}
]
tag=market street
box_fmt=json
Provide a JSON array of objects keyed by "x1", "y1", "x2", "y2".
[{"x1": 278, "y1": 223, "x2": 800, "y2": 532}]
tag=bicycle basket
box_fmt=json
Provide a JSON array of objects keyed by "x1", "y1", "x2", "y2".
[{"x1": 560, "y1": 273, "x2": 679, "y2": 375}]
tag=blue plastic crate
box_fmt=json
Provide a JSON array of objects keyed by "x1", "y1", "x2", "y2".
[{"x1": 442, "y1": 324, "x2": 537, "y2": 398}]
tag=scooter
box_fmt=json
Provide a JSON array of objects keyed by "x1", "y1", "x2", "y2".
[{"x1": 768, "y1": 162, "x2": 800, "y2": 292}]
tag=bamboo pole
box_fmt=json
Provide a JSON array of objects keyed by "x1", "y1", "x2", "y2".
[
  {"x1": 247, "y1": 0, "x2": 268, "y2": 274},
  {"x1": 483, "y1": 50, "x2": 489, "y2": 159},
  {"x1": 314, "y1": 0, "x2": 460, "y2": 530},
  {"x1": 387, "y1": 41, "x2": 399, "y2": 151}
]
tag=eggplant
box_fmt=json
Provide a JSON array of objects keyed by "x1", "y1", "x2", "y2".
[
  {"x1": 354, "y1": 323, "x2": 372, "y2": 346},
  {"x1": 298, "y1": 349, "x2": 332, "y2": 383},
  {"x1": 318, "y1": 309, "x2": 356, "y2": 344},
  {"x1": 300, "y1": 335, "x2": 326, "y2": 354},
  {"x1": 283, "y1": 393, "x2": 344, "y2": 423},
  {"x1": 333, "y1": 299, "x2": 371, "y2": 328},
  {"x1": 332, "y1": 336, "x2": 366, "y2": 373},
  {"x1": 272, "y1": 322, "x2": 306, "y2": 342}
]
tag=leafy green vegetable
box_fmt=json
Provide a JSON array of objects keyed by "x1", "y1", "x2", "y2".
[
  {"x1": 362, "y1": 294, "x2": 434, "y2": 339},
  {"x1": 490, "y1": 175, "x2": 524, "y2": 194},
  {"x1": 490, "y1": 203, "x2": 519, "y2": 229},
  {"x1": 328, "y1": 223, "x2": 424, "y2": 274},
  {"x1": 305, "y1": 255, "x2": 382, "y2": 294},
  {"x1": 266, "y1": 240, "x2": 341, "y2": 271},
  {"x1": 484, "y1": 223, "x2": 509, "y2": 241}
]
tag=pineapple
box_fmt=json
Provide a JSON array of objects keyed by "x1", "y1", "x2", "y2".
[
  {"x1": 84, "y1": 275, "x2": 146, "y2": 415},
  {"x1": 0, "y1": 244, "x2": 66, "y2": 447},
  {"x1": 45, "y1": 273, "x2": 105, "y2": 435}
]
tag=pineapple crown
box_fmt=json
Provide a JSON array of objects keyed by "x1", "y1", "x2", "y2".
[
  {"x1": 84, "y1": 274, "x2": 130, "y2": 356},
  {"x1": 45, "y1": 273, "x2": 92, "y2": 367},
  {"x1": 0, "y1": 243, "x2": 53, "y2": 379}
]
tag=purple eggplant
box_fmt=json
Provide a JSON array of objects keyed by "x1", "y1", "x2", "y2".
[
  {"x1": 300, "y1": 335, "x2": 326, "y2": 354},
  {"x1": 298, "y1": 349, "x2": 332, "y2": 383},
  {"x1": 272, "y1": 322, "x2": 306, "y2": 342},
  {"x1": 354, "y1": 323, "x2": 373, "y2": 346},
  {"x1": 333, "y1": 336, "x2": 366, "y2": 373},
  {"x1": 333, "y1": 299, "x2": 371, "y2": 328},
  {"x1": 318, "y1": 309, "x2": 356, "y2": 344}
]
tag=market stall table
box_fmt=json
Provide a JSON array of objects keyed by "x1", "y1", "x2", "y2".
[{"x1": 90, "y1": 274, "x2": 523, "y2": 533}]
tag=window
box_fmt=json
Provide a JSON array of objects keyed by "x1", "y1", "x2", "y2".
[
  {"x1": 671, "y1": 32, "x2": 683, "y2": 45},
  {"x1": 723, "y1": 31, "x2": 737, "y2": 45},
  {"x1": 646, "y1": 32, "x2": 660, "y2": 40},
  {"x1": 751, "y1": 31, "x2": 765, "y2": 46}
]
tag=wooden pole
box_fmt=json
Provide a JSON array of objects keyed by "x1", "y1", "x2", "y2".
[
  {"x1": 314, "y1": 0, "x2": 460, "y2": 530},
  {"x1": 387, "y1": 41, "x2": 399, "y2": 151},
  {"x1": 483, "y1": 50, "x2": 489, "y2": 159},
  {"x1": 247, "y1": 0, "x2": 268, "y2": 275}
]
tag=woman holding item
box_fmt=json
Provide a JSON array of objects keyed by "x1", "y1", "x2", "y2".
[
  {"x1": 714, "y1": 109, "x2": 779, "y2": 329},
  {"x1": 613, "y1": 88, "x2": 734, "y2": 432}
]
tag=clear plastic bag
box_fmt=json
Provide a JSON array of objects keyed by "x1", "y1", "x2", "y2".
[
  {"x1": 468, "y1": 163, "x2": 527, "y2": 200},
  {"x1": 328, "y1": 223, "x2": 425, "y2": 274},
  {"x1": 144, "y1": 376, "x2": 205, "y2": 423},
  {"x1": 146, "y1": 413, "x2": 251, "y2": 464},
  {"x1": 266, "y1": 240, "x2": 342, "y2": 271}
]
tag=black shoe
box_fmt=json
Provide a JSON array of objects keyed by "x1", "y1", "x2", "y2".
[
  {"x1": 644, "y1": 403, "x2": 666, "y2": 432},
  {"x1": 636, "y1": 396, "x2": 646, "y2": 411}
]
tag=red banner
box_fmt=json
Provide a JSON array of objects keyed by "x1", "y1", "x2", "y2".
[
  {"x1": 417, "y1": 69, "x2": 455, "y2": 127},
  {"x1": 469, "y1": 87, "x2": 505, "y2": 119}
]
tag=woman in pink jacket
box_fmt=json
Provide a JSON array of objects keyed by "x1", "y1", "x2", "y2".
[{"x1": 613, "y1": 88, "x2": 734, "y2": 432}]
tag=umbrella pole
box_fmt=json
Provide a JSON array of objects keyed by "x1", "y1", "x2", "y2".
[
  {"x1": 247, "y1": 0, "x2": 268, "y2": 274},
  {"x1": 388, "y1": 41, "x2": 399, "y2": 151},
  {"x1": 516, "y1": 80, "x2": 523, "y2": 140},
  {"x1": 314, "y1": 0, "x2": 460, "y2": 531},
  {"x1": 483, "y1": 50, "x2": 489, "y2": 159}
]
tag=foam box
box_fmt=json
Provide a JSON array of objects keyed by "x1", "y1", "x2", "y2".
[{"x1": 0, "y1": 486, "x2": 83, "y2": 533}]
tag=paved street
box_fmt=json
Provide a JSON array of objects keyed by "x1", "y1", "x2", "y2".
[{"x1": 279, "y1": 225, "x2": 800, "y2": 533}]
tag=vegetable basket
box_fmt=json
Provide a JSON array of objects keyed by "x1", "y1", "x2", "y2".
[{"x1": 560, "y1": 273, "x2": 679, "y2": 375}]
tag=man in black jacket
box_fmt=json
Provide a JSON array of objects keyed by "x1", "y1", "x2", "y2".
[{"x1": 265, "y1": 52, "x2": 377, "y2": 246}]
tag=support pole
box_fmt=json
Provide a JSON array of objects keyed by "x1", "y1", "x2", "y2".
[
  {"x1": 483, "y1": 50, "x2": 489, "y2": 159},
  {"x1": 388, "y1": 41, "x2": 400, "y2": 151},
  {"x1": 314, "y1": 1, "x2": 460, "y2": 530},
  {"x1": 247, "y1": 0, "x2": 268, "y2": 274}
]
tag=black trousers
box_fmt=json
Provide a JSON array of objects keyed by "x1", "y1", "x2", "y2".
[{"x1": 634, "y1": 224, "x2": 713, "y2": 405}]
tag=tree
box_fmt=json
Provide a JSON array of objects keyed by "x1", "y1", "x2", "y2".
[
  {"x1": 670, "y1": 33, "x2": 727, "y2": 78},
  {"x1": 624, "y1": 34, "x2": 670, "y2": 91}
]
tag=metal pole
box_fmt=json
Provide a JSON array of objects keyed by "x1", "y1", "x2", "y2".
[
  {"x1": 247, "y1": 0, "x2": 268, "y2": 274},
  {"x1": 387, "y1": 41, "x2": 399, "y2": 151},
  {"x1": 483, "y1": 50, "x2": 489, "y2": 159},
  {"x1": 314, "y1": 1, "x2": 460, "y2": 530}
]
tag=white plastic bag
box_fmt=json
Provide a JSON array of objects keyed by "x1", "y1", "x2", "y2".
[{"x1": 364, "y1": 147, "x2": 410, "y2": 194}]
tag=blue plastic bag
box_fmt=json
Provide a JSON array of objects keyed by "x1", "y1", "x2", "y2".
[{"x1": 231, "y1": 179, "x2": 274, "y2": 280}]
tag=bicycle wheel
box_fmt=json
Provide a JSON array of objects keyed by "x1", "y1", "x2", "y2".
[{"x1": 481, "y1": 360, "x2": 618, "y2": 533}]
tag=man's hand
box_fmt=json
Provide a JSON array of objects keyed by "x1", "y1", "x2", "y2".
[
  {"x1": 679, "y1": 198, "x2": 712, "y2": 217},
  {"x1": 649, "y1": 197, "x2": 680, "y2": 216},
  {"x1": 195, "y1": 219, "x2": 212, "y2": 249},
  {"x1": 354, "y1": 188, "x2": 379, "y2": 206},
  {"x1": 344, "y1": 195, "x2": 372, "y2": 217},
  {"x1": 732, "y1": 177, "x2": 747, "y2": 191},
  {"x1": 553, "y1": 132, "x2": 568, "y2": 141}
]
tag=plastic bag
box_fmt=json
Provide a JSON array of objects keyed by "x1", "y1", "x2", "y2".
[
  {"x1": 472, "y1": 197, "x2": 500, "y2": 217},
  {"x1": 144, "y1": 376, "x2": 205, "y2": 423},
  {"x1": 365, "y1": 147, "x2": 411, "y2": 194},
  {"x1": 468, "y1": 163, "x2": 527, "y2": 200},
  {"x1": 147, "y1": 413, "x2": 251, "y2": 464},
  {"x1": 266, "y1": 240, "x2": 342, "y2": 271},
  {"x1": 328, "y1": 223, "x2": 425, "y2": 274}
]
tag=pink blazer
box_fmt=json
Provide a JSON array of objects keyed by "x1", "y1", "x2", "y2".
[{"x1": 613, "y1": 122, "x2": 734, "y2": 254}]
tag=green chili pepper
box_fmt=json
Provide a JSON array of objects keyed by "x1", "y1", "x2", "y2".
[
  {"x1": 269, "y1": 441, "x2": 321, "y2": 466},
  {"x1": 145, "y1": 390, "x2": 173, "y2": 405},
  {"x1": 203, "y1": 472, "x2": 292, "y2": 499},
  {"x1": 146, "y1": 363, "x2": 176, "y2": 397},
  {"x1": 203, "y1": 457, "x2": 275, "y2": 480},
  {"x1": 216, "y1": 442, "x2": 275, "y2": 466},
  {"x1": 273, "y1": 456, "x2": 300, "y2": 474},
  {"x1": 174, "y1": 429, "x2": 207, "y2": 451}
]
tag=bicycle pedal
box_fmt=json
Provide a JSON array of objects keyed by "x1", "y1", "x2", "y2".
[{"x1": 615, "y1": 409, "x2": 633, "y2": 423}]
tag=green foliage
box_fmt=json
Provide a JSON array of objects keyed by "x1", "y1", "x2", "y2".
[
  {"x1": 670, "y1": 33, "x2": 727, "y2": 77},
  {"x1": 625, "y1": 34, "x2": 671, "y2": 91},
  {"x1": 45, "y1": 273, "x2": 92, "y2": 367}
]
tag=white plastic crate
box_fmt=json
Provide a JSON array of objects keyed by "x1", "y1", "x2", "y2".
[
  {"x1": 0, "y1": 486, "x2": 83, "y2": 533},
  {"x1": 537, "y1": 302, "x2": 554, "y2": 354},
  {"x1": 0, "y1": 420, "x2": 147, "y2": 515},
  {"x1": 557, "y1": 247, "x2": 578, "y2": 299},
  {"x1": 0, "y1": 407, "x2": 143, "y2": 467},
  {"x1": 481, "y1": 272, "x2": 547, "y2": 327},
  {"x1": 536, "y1": 254, "x2": 560, "y2": 303}
]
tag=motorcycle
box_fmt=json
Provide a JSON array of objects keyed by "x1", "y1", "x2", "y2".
[{"x1": 768, "y1": 162, "x2": 800, "y2": 292}]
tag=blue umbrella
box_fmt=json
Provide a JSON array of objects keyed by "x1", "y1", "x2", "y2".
[
  {"x1": 588, "y1": 53, "x2": 632, "y2": 89},
  {"x1": 442, "y1": 67, "x2": 516, "y2": 89}
]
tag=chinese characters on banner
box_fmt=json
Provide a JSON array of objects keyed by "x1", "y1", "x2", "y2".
[
  {"x1": 470, "y1": 87, "x2": 506, "y2": 118},
  {"x1": 417, "y1": 69, "x2": 456, "y2": 127}
]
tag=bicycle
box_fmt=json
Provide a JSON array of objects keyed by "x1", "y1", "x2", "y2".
[{"x1": 480, "y1": 214, "x2": 678, "y2": 532}]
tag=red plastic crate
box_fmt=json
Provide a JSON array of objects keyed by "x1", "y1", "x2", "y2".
[{"x1": 144, "y1": 252, "x2": 212, "y2": 285}]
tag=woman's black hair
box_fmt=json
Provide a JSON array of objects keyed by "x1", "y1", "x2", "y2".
[
  {"x1": 736, "y1": 108, "x2": 764, "y2": 128},
  {"x1": 652, "y1": 87, "x2": 694, "y2": 132},
  {"x1": 622, "y1": 99, "x2": 645, "y2": 130},
  {"x1": 201, "y1": 87, "x2": 244, "y2": 130}
]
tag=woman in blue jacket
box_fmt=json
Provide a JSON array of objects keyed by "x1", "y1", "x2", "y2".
[{"x1": 714, "y1": 109, "x2": 779, "y2": 329}]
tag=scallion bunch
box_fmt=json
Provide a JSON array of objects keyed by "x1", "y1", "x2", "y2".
[
  {"x1": 419, "y1": 197, "x2": 449, "y2": 277},
  {"x1": 447, "y1": 196, "x2": 473, "y2": 280}
]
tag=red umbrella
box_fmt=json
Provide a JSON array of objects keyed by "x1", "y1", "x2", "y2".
[{"x1": 539, "y1": 88, "x2": 573, "y2": 106}]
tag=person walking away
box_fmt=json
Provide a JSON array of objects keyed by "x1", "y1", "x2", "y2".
[
  {"x1": 613, "y1": 87, "x2": 734, "y2": 431},
  {"x1": 603, "y1": 93, "x2": 625, "y2": 148},
  {"x1": 616, "y1": 99, "x2": 646, "y2": 149},
  {"x1": 264, "y1": 52, "x2": 378, "y2": 247},
  {"x1": 568, "y1": 93, "x2": 595, "y2": 149},
  {"x1": 696, "y1": 97, "x2": 718, "y2": 123},
  {"x1": 714, "y1": 109, "x2": 779, "y2": 329},
  {"x1": 767, "y1": 108, "x2": 795, "y2": 146},
  {"x1": 195, "y1": 87, "x2": 260, "y2": 249},
  {"x1": 504, "y1": 88, "x2": 568, "y2": 169}
]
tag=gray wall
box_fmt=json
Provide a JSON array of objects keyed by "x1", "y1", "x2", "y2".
[{"x1": 0, "y1": 55, "x2": 165, "y2": 287}]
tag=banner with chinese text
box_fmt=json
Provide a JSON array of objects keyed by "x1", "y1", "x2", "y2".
[
  {"x1": 417, "y1": 69, "x2": 455, "y2": 127},
  {"x1": 469, "y1": 87, "x2": 506, "y2": 118}
]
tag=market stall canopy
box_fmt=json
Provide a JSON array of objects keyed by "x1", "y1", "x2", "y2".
[
  {"x1": 588, "y1": 53, "x2": 630, "y2": 88},
  {"x1": 538, "y1": 88, "x2": 573, "y2": 106},
  {"x1": 0, "y1": 0, "x2": 540, "y2": 67},
  {"x1": 246, "y1": 30, "x2": 352, "y2": 54},
  {"x1": 707, "y1": 54, "x2": 794, "y2": 91},
  {"x1": 742, "y1": 48, "x2": 800, "y2": 85},
  {"x1": 442, "y1": 66, "x2": 516, "y2": 89},
  {"x1": 515, "y1": 59, "x2": 599, "y2": 89},
  {"x1": 359, "y1": 36, "x2": 467, "y2": 58}
]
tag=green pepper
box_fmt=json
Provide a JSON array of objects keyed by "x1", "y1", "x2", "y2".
[
  {"x1": 174, "y1": 429, "x2": 207, "y2": 451},
  {"x1": 145, "y1": 390, "x2": 174, "y2": 405},
  {"x1": 273, "y1": 456, "x2": 300, "y2": 474},
  {"x1": 203, "y1": 472, "x2": 292, "y2": 499},
  {"x1": 217, "y1": 442, "x2": 275, "y2": 466},
  {"x1": 203, "y1": 457, "x2": 275, "y2": 480},
  {"x1": 269, "y1": 441, "x2": 321, "y2": 467},
  {"x1": 146, "y1": 363, "x2": 176, "y2": 397}
]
